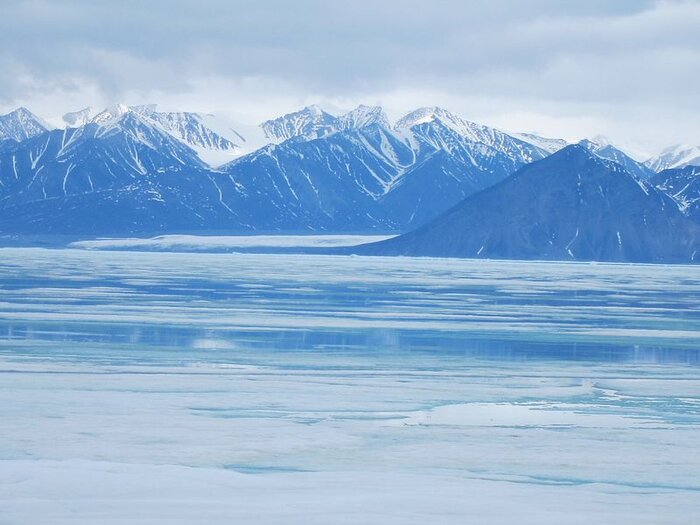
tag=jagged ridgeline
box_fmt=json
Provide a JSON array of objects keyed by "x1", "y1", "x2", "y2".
[{"x1": 0, "y1": 104, "x2": 698, "y2": 262}]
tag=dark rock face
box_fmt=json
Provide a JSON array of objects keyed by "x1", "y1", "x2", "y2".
[{"x1": 357, "y1": 145, "x2": 700, "y2": 263}]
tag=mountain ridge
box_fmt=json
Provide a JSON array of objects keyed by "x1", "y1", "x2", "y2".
[{"x1": 353, "y1": 145, "x2": 700, "y2": 263}]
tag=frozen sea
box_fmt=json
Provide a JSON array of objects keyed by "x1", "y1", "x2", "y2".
[{"x1": 0, "y1": 244, "x2": 699, "y2": 524}]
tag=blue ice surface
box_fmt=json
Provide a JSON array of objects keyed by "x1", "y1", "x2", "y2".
[
  {"x1": 0, "y1": 247, "x2": 699, "y2": 523},
  {"x1": 0, "y1": 247, "x2": 698, "y2": 366}
]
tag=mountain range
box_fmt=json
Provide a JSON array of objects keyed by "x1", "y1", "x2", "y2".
[
  {"x1": 0, "y1": 104, "x2": 563, "y2": 234},
  {"x1": 0, "y1": 103, "x2": 698, "y2": 262},
  {"x1": 355, "y1": 145, "x2": 700, "y2": 263}
]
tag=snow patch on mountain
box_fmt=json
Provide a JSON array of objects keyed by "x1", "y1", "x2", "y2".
[{"x1": 646, "y1": 144, "x2": 700, "y2": 171}]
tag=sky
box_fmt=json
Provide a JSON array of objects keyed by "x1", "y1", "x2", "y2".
[{"x1": 0, "y1": 0, "x2": 698, "y2": 157}]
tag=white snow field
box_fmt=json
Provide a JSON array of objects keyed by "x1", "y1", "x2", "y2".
[
  {"x1": 0, "y1": 248, "x2": 699, "y2": 524},
  {"x1": 69, "y1": 234, "x2": 395, "y2": 251}
]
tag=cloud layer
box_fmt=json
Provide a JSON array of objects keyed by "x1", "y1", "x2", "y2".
[{"x1": 1, "y1": 0, "x2": 698, "y2": 154}]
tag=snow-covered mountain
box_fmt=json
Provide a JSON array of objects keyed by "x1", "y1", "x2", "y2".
[
  {"x1": 652, "y1": 165, "x2": 700, "y2": 223},
  {"x1": 578, "y1": 138, "x2": 654, "y2": 180},
  {"x1": 356, "y1": 145, "x2": 700, "y2": 263},
  {"x1": 338, "y1": 105, "x2": 390, "y2": 131},
  {"x1": 62, "y1": 107, "x2": 92, "y2": 127},
  {"x1": 258, "y1": 104, "x2": 394, "y2": 144},
  {"x1": 382, "y1": 107, "x2": 553, "y2": 226},
  {"x1": 646, "y1": 144, "x2": 700, "y2": 171},
  {"x1": 222, "y1": 105, "x2": 554, "y2": 231},
  {"x1": 0, "y1": 111, "x2": 248, "y2": 234},
  {"x1": 512, "y1": 132, "x2": 568, "y2": 154},
  {"x1": 0, "y1": 108, "x2": 51, "y2": 143},
  {"x1": 62, "y1": 104, "x2": 251, "y2": 167},
  {"x1": 1, "y1": 101, "x2": 698, "y2": 245},
  {"x1": 260, "y1": 105, "x2": 339, "y2": 143}
]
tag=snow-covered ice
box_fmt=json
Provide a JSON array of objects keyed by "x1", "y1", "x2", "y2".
[
  {"x1": 69, "y1": 234, "x2": 395, "y2": 251},
  {"x1": 0, "y1": 248, "x2": 698, "y2": 524}
]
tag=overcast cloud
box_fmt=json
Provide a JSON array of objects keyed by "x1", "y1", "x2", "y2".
[{"x1": 0, "y1": 0, "x2": 698, "y2": 156}]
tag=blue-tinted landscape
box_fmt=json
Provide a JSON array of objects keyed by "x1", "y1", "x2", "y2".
[
  {"x1": 1, "y1": 245, "x2": 699, "y2": 523},
  {"x1": 2, "y1": 1, "x2": 700, "y2": 523}
]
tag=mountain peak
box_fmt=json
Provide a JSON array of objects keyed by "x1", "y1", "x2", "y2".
[
  {"x1": 646, "y1": 143, "x2": 700, "y2": 171},
  {"x1": 513, "y1": 132, "x2": 568, "y2": 154},
  {"x1": 63, "y1": 107, "x2": 93, "y2": 127},
  {"x1": 260, "y1": 105, "x2": 338, "y2": 142},
  {"x1": 357, "y1": 141, "x2": 699, "y2": 263},
  {"x1": 0, "y1": 106, "x2": 51, "y2": 142},
  {"x1": 394, "y1": 106, "x2": 499, "y2": 144},
  {"x1": 12, "y1": 107, "x2": 34, "y2": 118},
  {"x1": 576, "y1": 139, "x2": 654, "y2": 180},
  {"x1": 547, "y1": 143, "x2": 602, "y2": 165},
  {"x1": 395, "y1": 106, "x2": 455, "y2": 129},
  {"x1": 303, "y1": 104, "x2": 324, "y2": 115},
  {"x1": 338, "y1": 104, "x2": 389, "y2": 130},
  {"x1": 91, "y1": 104, "x2": 131, "y2": 125},
  {"x1": 590, "y1": 134, "x2": 614, "y2": 147}
]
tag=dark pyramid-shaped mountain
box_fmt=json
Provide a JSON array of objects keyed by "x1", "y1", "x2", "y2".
[{"x1": 355, "y1": 145, "x2": 700, "y2": 263}]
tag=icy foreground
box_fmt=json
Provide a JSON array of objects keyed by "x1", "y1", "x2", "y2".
[{"x1": 0, "y1": 249, "x2": 699, "y2": 524}]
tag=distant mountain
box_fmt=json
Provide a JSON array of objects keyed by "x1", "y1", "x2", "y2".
[
  {"x1": 0, "y1": 111, "x2": 247, "y2": 234},
  {"x1": 356, "y1": 145, "x2": 700, "y2": 263},
  {"x1": 63, "y1": 104, "x2": 248, "y2": 167},
  {"x1": 260, "y1": 105, "x2": 339, "y2": 143},
  {"x1": 337, "y1": 105, "x2": 390, "y2": 131},
  {"x1": 578, "y1": 138, "x2": 654, "y2": 180},
  {"x1": 0, "y1": 108, "x2": 51, "y2": 143},
  {"x1": 646, "y1": 144, "x2": 700, "y2": 171},
  {"x1": 513, "y1": 132, "x2": 568, "y2": 154},
  {"x1": 223, "y1": 106, "x2": 553, "y2": 231},
  {"x1": 4, "y1": 102, "x2": 693, "y2": 241},
  {"x1": 381, "y1": 107, "x2": 551, "y2": 227},
  {"x1": 62, "y1": 107, "x2": 92, "y2": 127},
  {"x1": 652, "y1": 165, "x2": 700, "y2": 223}
]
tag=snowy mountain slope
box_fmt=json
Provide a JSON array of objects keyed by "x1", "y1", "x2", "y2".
[
  {"x1": 0, "y1": 112, "x2": 250, "y2": 234},
  {"x1": 4, "y1": 102, "x2": 698, "y2": 240},
  {"x1": 356, "y1": 145, "x2": 700, "y2": 263},
  {"x1": 0, "y1": 108, "x2": 52, "y2": 143},
  {"x1": 61, "y1": 104, "x2": 254, "y2": 167},
  {"x1": 512, "y1": 132, "x2": 568, "y2": 154},
  {"x1": 222, "y1": 106, "x2": 553, "y2": 230},
  {"x1": 380, "y1": 108, "x2": 552, "y2": 227},
  {"x1": 137, "y1": 107, "x2": 244, "y2": 166},
  {"x1": 222, "y1": 124, "x2": 413, "y2": 231},
  {"x1": 260, "y1": 105, "x2": 339, "y2": 143},
  {"x1": 337, "y1": 105, "x2": 390, "y2": 131},
  {"x1": 652, "y1": 165, "x2": 700, "y2": 223},
  {"x1": 62, "y1": 107, "x2": 93, "y2": 127},
  {"x1": 646, "y1": 144, "x2": 700, "y2": 171},
  {"x1": 396, "y1": 107, "x2": 518, "y2": 146},
  {"x1": 578, "y1": 138, "x2": 654, "y2": 180}
]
